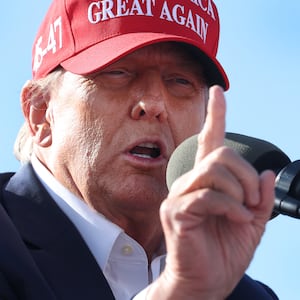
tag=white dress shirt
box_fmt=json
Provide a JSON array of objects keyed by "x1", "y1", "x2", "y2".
[{"x1": 31, "y1": 156, "x2": 165, "y2": 300}]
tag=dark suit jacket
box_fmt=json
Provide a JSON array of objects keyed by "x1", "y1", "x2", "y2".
[{"x1": 0, "y1": 164, "x2": 278, "y2": 299}]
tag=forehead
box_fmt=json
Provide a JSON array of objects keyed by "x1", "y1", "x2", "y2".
[
  {"x1": 115, "y1": 42, "x2": 204, "y2": 66},
  {"x1": 104, "y1": 42, "x2": 206, "y2": 82}
]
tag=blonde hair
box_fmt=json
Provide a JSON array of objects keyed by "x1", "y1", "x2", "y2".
[{"x1": 13, "y1": 123, "x2": 33, "y2": 164}]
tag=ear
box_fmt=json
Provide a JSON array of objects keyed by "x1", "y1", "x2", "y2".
[{"x1": 21, "y1": 80, "x2": 52, "y2": 147}]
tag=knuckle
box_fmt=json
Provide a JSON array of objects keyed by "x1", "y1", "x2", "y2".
[{"x1": 216, "y1": 145, "x2": 235, "y2": 158}]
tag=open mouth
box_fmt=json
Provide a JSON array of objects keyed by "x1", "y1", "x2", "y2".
[{"x1": 129, "y1": 143, "x2": 161, "y2": 159}]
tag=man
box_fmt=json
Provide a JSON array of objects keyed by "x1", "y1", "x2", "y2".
[{"x1": 0, "y1": 0, "x2": 278, "y2": 299}]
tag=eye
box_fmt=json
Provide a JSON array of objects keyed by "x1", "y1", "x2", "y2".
[
  {"x1": 173, "y1": 77, "x2": 192, "y2": 86},
  {"x1": 92, "y1": 68, "x2": 134, "y2": 89},
  {"x1": 165, "y1": 73, "x2": 194, "y2": 87},
  {"x1": 164, "y1": 74, "x2": 198, "y2": 98},
  {"x1": 103, "y1": 69, "x2": 129, "y2": 77}
]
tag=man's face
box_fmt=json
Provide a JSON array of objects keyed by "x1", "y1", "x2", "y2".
[{"x1": 45, "y1": 42, "x2": 208, "y2": 222}]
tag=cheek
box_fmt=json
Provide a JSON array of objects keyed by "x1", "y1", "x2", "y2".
[
  {"x1": 50, "y1": 100, "x2": 99, "y2": 151},
  {"x1": 170, "y1": 101, "x2": 206, "y2": 146}
]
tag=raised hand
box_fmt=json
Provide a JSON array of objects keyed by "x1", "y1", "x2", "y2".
[{"x1": 148, "y1": 86, "x2": 275, "y2": 300}]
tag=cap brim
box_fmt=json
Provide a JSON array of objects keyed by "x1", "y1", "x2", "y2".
[{"x1": 61, "y1": 32, "x2": 229, "y2": 90}]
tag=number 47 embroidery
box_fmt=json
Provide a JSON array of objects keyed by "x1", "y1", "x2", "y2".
[{"x1": 33, "y1": 16, "x2": 63, "y2": 72}]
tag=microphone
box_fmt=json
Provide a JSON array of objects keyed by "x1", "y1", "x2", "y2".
[{"x1": 166, "y1": 132, "x2": 300, "y2": 219}]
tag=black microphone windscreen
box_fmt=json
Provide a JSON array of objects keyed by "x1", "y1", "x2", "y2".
[{"x1": 166, "y1": 132, "x2": 291, "y2": 191}]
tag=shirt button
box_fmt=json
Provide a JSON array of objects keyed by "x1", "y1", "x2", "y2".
[{"x1": 122, "y1": 245, "x2": 133, "y2": 256}]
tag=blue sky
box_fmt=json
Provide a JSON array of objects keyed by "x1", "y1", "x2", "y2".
[{"x1": 1, "y1": 1, "x2": 299, "y2": 299}]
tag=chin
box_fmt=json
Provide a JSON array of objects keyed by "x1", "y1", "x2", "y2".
[{"x1": 117, "y1": 182, "x2": 168, "y2": 210}]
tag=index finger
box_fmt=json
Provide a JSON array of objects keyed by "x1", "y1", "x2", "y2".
[{"x1": 195, "y1": 85, "x2": 226, "y2": 165}]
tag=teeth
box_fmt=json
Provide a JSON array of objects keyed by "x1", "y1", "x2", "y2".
[
  {"x1": 134, "y1": 153, "x2": 152, "y2": 158},
  {"x1": 130, "y1": 143, "x2": 161, "y2": 158},
  {"x1": 138, "y1": 143, "x2": 157, "y2": 148}
]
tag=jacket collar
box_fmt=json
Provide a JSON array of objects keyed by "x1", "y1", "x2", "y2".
[{"x1": 3, "y1": 163, "x2": 115, "y2": 299}]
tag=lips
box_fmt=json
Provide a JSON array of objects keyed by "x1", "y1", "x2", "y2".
[{"x1": 129, "y1": 142, "x2": 162, "y2": 159}]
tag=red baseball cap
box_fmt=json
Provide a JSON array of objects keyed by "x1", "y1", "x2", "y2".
[{"x1": 32, "y1": 0, "x2": 229, "y2": 90}]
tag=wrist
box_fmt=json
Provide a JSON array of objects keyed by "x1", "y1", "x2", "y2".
[{"x1": 145, "y1": 271, "x2": 225, "y2": 300}]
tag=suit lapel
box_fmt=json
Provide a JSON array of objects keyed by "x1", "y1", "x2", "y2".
[{"x1": 3, "y1": 164, "x2": 115, "y2": 299}]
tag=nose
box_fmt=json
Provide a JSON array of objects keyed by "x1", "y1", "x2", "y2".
[{"x1": 130, "y1": 72, "x2": 168, "y2": 122}]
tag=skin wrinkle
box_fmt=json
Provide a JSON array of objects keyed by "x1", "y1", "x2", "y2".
[{"x1": 24, "y1": 42, "x2": 209, "y2": 260}]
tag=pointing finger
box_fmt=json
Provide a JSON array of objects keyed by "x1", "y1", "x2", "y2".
[{"x1": 195, "y1": 85, "x2": 226, "y2": 165}]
